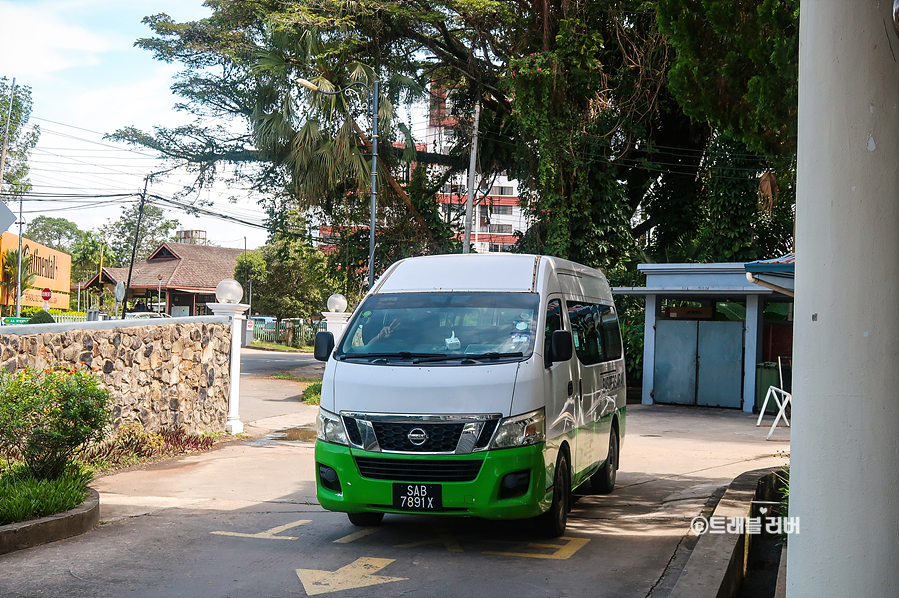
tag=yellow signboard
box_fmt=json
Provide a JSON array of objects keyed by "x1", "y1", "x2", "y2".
[{"x1": 0, "y1": 232, "x2": 72, "y2": 310}]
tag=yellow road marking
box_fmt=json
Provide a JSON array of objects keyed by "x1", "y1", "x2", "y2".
[
  {"x1": 333, "y1": 527, "x2": 381, "y2": 544},
  {"x1": 211, "y1": 519, "x2": 311, "y2": 540},
  {"x1": 394, "y1": 529, "x2": 464, "y2": 553},
  {"x1": 483, "y1": 536, "x2": 590, "y2": 559},
  {"x1": 296, "y1": 557, "x2": 407, "y2": 595}
]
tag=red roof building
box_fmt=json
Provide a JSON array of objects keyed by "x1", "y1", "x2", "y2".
[{"x1": 79, "y1": 242, "x2": 244, "y2": 316}]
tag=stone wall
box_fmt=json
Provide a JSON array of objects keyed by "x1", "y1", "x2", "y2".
[{"x1": 0, "y1": 317, "x2": 233, "y2": 434}]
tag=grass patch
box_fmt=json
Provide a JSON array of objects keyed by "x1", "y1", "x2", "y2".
[
  {"x1": 301, "y1": 382, "x2": 322, "y2": 405},
  {"x1": 249, "y1": 341, "x2": 312, "y2": 352},
  {"x1": 272, "y1": 371, "x2": 320, "y2": 382},
  {"x1": 0, "y1": 464, "x2": 93, "y2": 525}
]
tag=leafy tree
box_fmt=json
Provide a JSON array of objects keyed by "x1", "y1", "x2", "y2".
[
  {"x1": 235, "y1": 231, "x2": 334, "y2": 320},
  {"x1": 112, "y1": 1, "x2": 713, "y2": 272},
  {"x1": 0, "y1": 78, "x2": 40, "y2": 199},
  {"x1": 118, "y1": 1, "x2": 797, "y2": 273},
  {"x1": 1, "y1": 249, "x2": 37, "y2": 314},
  {"x1": 71, "y1": 232, "x2": 116, "y2": 284},
  {"x1": 657, "y1": 0, "x2": 799, "y2": 157},
  {"x1": 98, "y1": 203, "x2": 179, "y2": 266},
  {"x1": 24, "y1": 216, "x2": 84, "y2": 253}
]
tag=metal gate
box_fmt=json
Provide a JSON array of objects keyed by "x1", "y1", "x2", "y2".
[{"x1": 654, "y1": 320, "x2": 744, "y2": 408}]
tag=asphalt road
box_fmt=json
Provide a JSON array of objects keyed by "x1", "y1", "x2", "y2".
[
  {"x1": 0, "y1": 398, "x2": 789, "y2": 598},
  {"x1": 240, "y1": 347, "x2": 318, "y2": 377}
]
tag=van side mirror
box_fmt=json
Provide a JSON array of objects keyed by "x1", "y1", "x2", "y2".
[
  {"x1": 547, "y1": 330, "x2": 573, "y2": 365},
  {"x1": 314, "y1": 331, "x2": 335, "y2": 361}
]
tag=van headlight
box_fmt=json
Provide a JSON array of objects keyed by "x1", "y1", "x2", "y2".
[
  {"x1": 489, "y1": 408, "x2": 545, "y2": 449},
  {"x1": 317, "y1": 408, "x2": 348, "y2": 445}
]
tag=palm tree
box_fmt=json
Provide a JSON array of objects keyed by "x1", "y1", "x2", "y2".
[
  {"x1": 252, "y1": 25, "x2": 428, "y2": 228},
  {"x1": 71, "y1": 232, "x2": 115, "y2": 284},
  {"x1": 1, "y1": 249, "x2": 37, "y2": 315}
]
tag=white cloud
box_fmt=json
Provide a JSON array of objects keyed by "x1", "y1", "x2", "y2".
[
  {"x1": 65, "y1": 63, "x2": 190, "y2": 132},
  {"x1": 0, "y1": 1, "x2": 113, "y2": 77}
]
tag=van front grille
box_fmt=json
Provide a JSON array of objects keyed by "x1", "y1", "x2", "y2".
[
  {"x1": 372, "y1": 422, "x2": 465, "y2": 452},
  {"x1": 355, "y1": 456, "x2": 483, "y2": 482}
]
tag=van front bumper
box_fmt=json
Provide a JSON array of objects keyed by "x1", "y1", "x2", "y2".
[{"x1": 315, "y1": 441, "x2": 553, "y2": 520}]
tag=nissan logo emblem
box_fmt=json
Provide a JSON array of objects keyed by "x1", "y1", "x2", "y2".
[{"x1": 407, "y1": 427, "x2": 428, "y2": 446}]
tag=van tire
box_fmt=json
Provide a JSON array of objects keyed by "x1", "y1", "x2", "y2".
[
  {"x1": 347, "y1": 512, "x2": 384, "y2": 526},
  {"x1": 592, "y1": 427, "x2": 618, "y2": 494},
  {"x1": 537, "y1": 452, "x2": 569, "y2": 537}
]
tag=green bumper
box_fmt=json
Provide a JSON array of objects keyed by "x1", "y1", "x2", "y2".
[{"x1": 315, "y1": 441, "x2": 553, "y2": 520}]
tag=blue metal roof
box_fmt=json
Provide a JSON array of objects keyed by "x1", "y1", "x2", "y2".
[{"x1": 745, "y1": 252, "x2": 795, "y2": 274}]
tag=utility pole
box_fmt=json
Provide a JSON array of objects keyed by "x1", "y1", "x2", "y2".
[
  {"x1": 0, "y1": 78, "x2": 14, "y2": 191},
  {"x1": 0, "y1": 78, "x2": 23, "y2": 317},
  {"x1": 124, "y1": 176, "x2": 150, "y2": 316},
  {"x1": 15, "y1": 189, "x2": 23, "y2": 316},
  {"x1": 462, "y1": 101, "x2": 481, "y2": 254}
]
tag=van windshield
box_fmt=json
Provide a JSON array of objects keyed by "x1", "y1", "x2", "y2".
[{"x1": 336, "y1": 292, "x2": 540, "y2": 362}]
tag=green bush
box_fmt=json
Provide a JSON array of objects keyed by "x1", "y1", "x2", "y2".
[
  {"x1": 302, "y1": 381, "x2": 322, "y2": 405},
  {"x1": 26, "y1": 310, "x2": 55, "y2": 325},
  {"x1": 0, "y1": 368, "x2": 112, "y2": 480},
  {"x1": 620, "y1": 320, "x2": 644, "y2": 384},
  {"x1": 0, "y1": 463, "x2": 93, "y2": 525},
  {"x1": 79, "y1": 422, "x2": 215, "y2": 470}
]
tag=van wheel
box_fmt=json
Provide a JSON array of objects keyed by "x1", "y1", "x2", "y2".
[
  {"x1": 592, "y1": 427, "x2": 618, "y2": 494},
  {"x1": 537, "y1": 451, "x2": 569, "y2": 537},
  {"x1": 347, "y1": 512, "x2": 384, "y2": 526}
]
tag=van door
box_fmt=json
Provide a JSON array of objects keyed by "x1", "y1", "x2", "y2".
[
  {"x1": 566, "y1": 301, "x2": 603, "y2": 482},
  {"x1": 544, "y1": 298, "x2": 579, "y2": 472}
]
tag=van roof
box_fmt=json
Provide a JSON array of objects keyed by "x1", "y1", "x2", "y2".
[{"x1": 373, "y1": 254, "x2": 607, "y2": 295}]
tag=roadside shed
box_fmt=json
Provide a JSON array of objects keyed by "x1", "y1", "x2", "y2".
[{"x1": 614, "y1": 262, "x2": 793, "y2": 412}]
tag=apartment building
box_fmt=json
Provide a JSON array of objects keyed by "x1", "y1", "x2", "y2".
[{"x1": 426, "y1": 90, "x2": 529, "y2": 253}]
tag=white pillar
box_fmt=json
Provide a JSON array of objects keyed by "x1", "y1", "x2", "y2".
[
  {"x1": 207, "y1": 302, "x2": 250, "y2": 435},
  {"x1": 742, "y1": 294, "x2": 763, "y2": 413},
  {"x1": 641, "y1": 294, "x2": 656, "y2": 405},
  {"x1": 322, "y1": 311, "x2": 352, "y2": 343},
  {"x1": 789, "y1": 2, "x2": 899, "y2": 595}
]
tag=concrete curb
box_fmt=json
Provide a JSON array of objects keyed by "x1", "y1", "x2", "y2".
[
  {"x1": 668, "y1": 467, "x2": 783, "y2": 598},
  {"x1": 246, "y1": 345, "x2": 312, "y2": 353},
  {"x1": 0, "y1": 488, "x2": 99, "y2": 555}
]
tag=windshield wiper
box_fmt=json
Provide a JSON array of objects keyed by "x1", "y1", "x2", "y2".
[
  {"x1": 411, "y1": 351, "x2": 525, "y2": 364},
  {"x1": 337, "y1": 352, "x2": 445, "y2": 362},
  {"x1": 463, "y1": 352, "x2": 525, "y2": 360}
]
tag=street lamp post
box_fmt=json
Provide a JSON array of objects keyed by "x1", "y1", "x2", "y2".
[{"x1": 299, "y1": 77, "x2": 378, "y2": 290}]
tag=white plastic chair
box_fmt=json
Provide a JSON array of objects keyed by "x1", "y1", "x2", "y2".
[{"x1": 756, "y1": 357, "x2": 791, "y2": 440}]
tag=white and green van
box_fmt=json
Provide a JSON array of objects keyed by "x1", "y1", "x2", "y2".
[{"x1": 313, "y1": 254, "x2": 626, "y2": 536}]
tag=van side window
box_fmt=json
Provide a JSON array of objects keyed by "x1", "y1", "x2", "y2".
[
  {"x1": 599, "y1": 306, "x2": 623, "y2": 361},
  {"x1": 544, "y1": 299, "x2": 563, "y2": 359},
  {"x1": 567, "y1": 302, "x2": 603, "y2": 365}
]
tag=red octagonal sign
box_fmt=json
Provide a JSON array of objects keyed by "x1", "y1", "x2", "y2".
[{"x1": 41, "y1": 288, "x2": 51, "y2": 301}]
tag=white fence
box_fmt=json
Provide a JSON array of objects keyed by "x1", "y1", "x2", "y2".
[
  {"x1": 53, "y1": 314, "x2": 88, "y2": 324},
  {"x1": 252, "y1": 319, "x2": 327, "y2": 347}
]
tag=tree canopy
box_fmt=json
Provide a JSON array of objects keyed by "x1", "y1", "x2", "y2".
[
  {"x1": 657, "y1": 0, "x2": 799, "y2": 157},
  {"x1": 25, "y1": 217, "x2": 84, "y2": 253},
  {"x1": 0, "y1": 77, "x2": 40, "y2": 200},
  {"x1": 98, "y1": 202, "x2": 180, "y2": 266},
  {"x1": 116, "y1": 0, "x2": 795, "y2": 276},
  {"x1": 235, "y1": 230, "x2": 334, "y2": 320}
]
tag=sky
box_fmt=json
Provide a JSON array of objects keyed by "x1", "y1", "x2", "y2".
[{"x1": 0, "y1": 0, "x2": 270, "y2": 249}]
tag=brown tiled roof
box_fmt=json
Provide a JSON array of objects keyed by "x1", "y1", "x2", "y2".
[{"x1": 88, "y1": 243, "x2": 244, "y2": 291}]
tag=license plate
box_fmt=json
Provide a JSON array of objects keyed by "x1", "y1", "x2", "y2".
[{"x1": 392, "y1": 483, "x2": 442, "y2": 511}]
